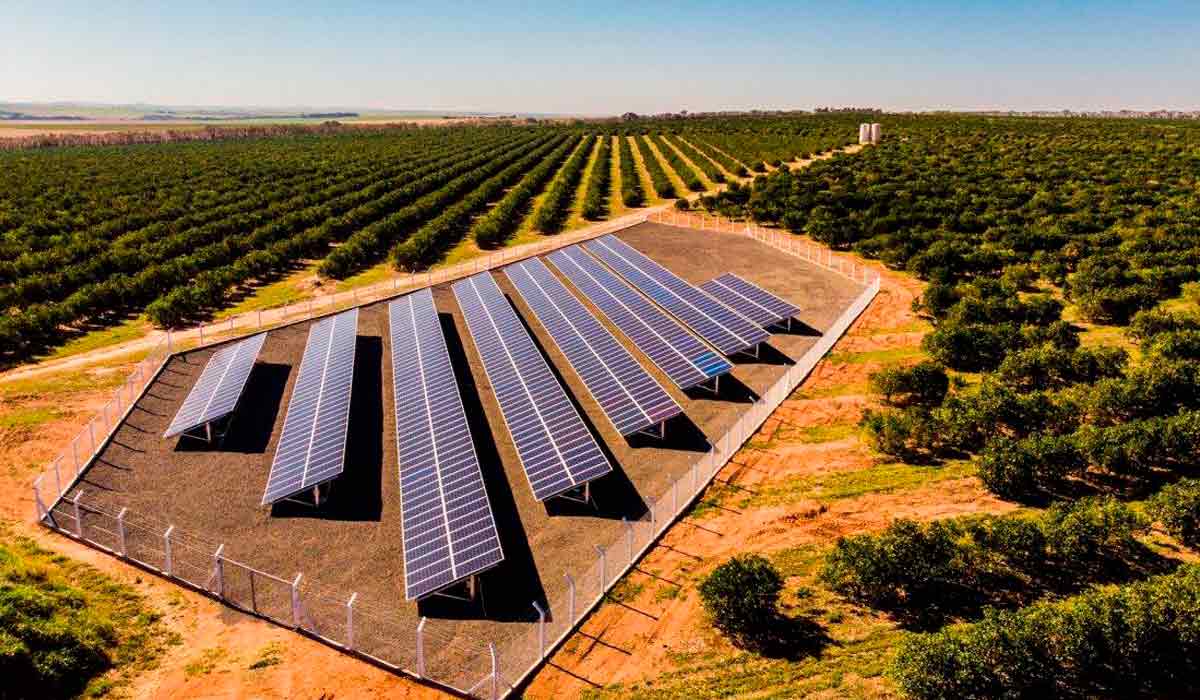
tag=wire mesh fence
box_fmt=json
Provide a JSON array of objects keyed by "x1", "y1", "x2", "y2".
[{"x1": 32, "y1": 209, "x2": 880, "y2": 698}]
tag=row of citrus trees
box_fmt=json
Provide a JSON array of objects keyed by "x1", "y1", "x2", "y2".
[
  {"x1": 693, "y1": 114, "x2": 1200, "y2": 696},
  {"x1": 0, "y1": 128, "x2": 429, "y2": 262},
  {"x1": 0, "y1": 116, "x2": 864, "y2": 362}
]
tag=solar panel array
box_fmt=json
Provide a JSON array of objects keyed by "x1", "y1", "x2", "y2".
[
  {"x1": 548, "y1": 246, "x2": 731, "y2": 390},
  {"x1": 584, "y1": 236, "x2": 770, "y2": 356},
  {"x1": 700, "y1": 273, "x2": 802, "y2": 328},
  {"x1": 164, "y1": 333, "x2": 267, "y2": 438},
  {"x1": 389, "y1": 289, "x2": 504, "y2": 600},
  {"x1": 262, "y1": 308, "x2": 359, "y2": 505},
  {"x1": 505, "y1": 258, "x2": 681, "y2": 436},
  {"x1": 452, "y1": 272, "x2": 611, "y2": 501}
]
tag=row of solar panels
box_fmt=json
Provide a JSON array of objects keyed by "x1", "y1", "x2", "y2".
[{"x1": 163, "y1": 234, "x2": 801, "y2": 600}]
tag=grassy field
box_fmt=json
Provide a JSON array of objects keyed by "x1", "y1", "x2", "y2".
[{"x1": 0, "y1": 530, "x2": 176, "y2": 698}]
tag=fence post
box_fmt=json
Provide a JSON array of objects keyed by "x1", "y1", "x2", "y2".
[
  {"x1": 565, "y1": 574, "x2": 575, "y2": 622},
  {"x1": 416, "y1": 616, "x2": 428, "y2": 677},
  {"x1": 623, "y1": 517, "x2": 634, "y2": 562},
  {"x1": 490, "y1": 642, "x2": 500, "y2": 700},
  {"x1": 291, "y1": 573, "x2": 303, "y2": 628},
  {"x1": 33, "y1": 477, "x2": 47, "y2": 522},
  {"x1": 166, "y1": 329, "x2": 173, "y2": 354},
  {"x1": 257, "y1": 310, "x2": 263, "y2": 328},
  {"x1": 164, "y1": 525, "x2": 175, "y2": 576},
  {"x1": 53, "y1": 457, "x2": 63, "y2": 497},
  {"x1": 88, "y1": 419, "x2": 97, "y2": 456},
  {"x1": 672, "y1": 477, "x2": 679, "y2": 513},
  {"x1": 72, "y1": 490, "x2": 84, "y2": 537},
  {"x1": 346, "y1": 592, "x2": 357, "y2": 651},
  {"x1": 649, "y1": 496, "x2": 656, "y2": 528},
  {"x1": 533, "y1": 601, "x2": 546, "y2": 660},
  {"x1": 117, "y1": 508, "x2": 128, "y2": 557},
  {"x1": 213, "y1": 544, "x2": 225, "y2": 598}
]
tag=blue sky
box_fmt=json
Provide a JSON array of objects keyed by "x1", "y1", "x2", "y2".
[{"x1": 3, "y1": 1, "x2": 1196, "y2": 114}]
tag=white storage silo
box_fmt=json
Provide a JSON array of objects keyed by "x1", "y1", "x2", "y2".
[{"x1": 870, "y1": 123, "x2": 882, "y2": 144}]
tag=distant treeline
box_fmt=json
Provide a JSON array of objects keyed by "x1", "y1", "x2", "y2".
[{"x1": 0, "y1": 121, "x2": 436, "y2": 151}]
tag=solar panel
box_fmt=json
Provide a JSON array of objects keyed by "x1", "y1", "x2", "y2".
[
  {"x1": 583, "y1": 236, "x2": 770, "y2": 356},
  {"x1": 389, "y1": 289, "x2": 504, "y2": 600},
  {"x1": 700, "y1": 273, "x2": 802, "y2": 329},
  {"x1": 262, "y1": 308, "x2": 358, "y2": 505},
  {"x1": 452, "y1": 272, "x2": 611, "y2": 502},
  {"x1": 504, "y1": 258, "x2": 681, "y2": 436},
  {"x1": 164, "y1": 333, "x2": 267, "y2": 439},
  {"x1": 547, "y1": 246, "x2": 731, "y2": 390}
]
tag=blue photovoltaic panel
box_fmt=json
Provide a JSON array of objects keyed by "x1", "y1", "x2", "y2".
[
  {"x1": 504, "y1": 258, "x2": 680, "y2": 436},
  {"x1": 389, "y1": 289, "x2": 504, "y2": 600},
  {"x1": 262, "y1": 308, "x2": 358, "y2": 505},
  {"x1": 452, "y1": 272, "x2": 611, "y2": 502},
  {"x1": 700, "y1": 273, "x2": 802, "y2": 329},
  {"x1": 164, "y1": 333, "x2": 267, "y2": 438},
  {"x1": 547, "y1": 246, "x2": 731, "y2": 390},
  {"x1": 583, "y1": 236, "x2": 770, "y2": 356}
]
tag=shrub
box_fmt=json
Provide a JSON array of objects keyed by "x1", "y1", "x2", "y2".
[
  {"x1": 819, "y1": 519, "x2": 962, "y2": 606},
  {"x1": 698, "y1": 555, "x2": 783, "y2": 646},
  {"x1": 892, "y1": 565, "x2": 1200, "y2": 699},
  {"x1": 977, "y1": 434, "x2": 1083, "y2": 499},
  {"x1": 868, "y1": 361, "x2": 950, "y2": 407},
  {"x1": 1149, "y1": 478, "x2": 1200, "y2": 547},
  {"x1": 1127, "y1": 308, "x2": 1200, "y2": 342},
  {"x1": 1041, "y1": 497, "x2": 1146, "y2": 560},
  {"x1": 860, "y1": 407, "x2": 940, "y2": 460},
  {"x1": 674, "y1": 197, "x2": 690, "y2": 211}
]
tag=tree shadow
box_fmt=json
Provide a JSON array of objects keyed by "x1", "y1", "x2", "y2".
[
  {"x1": 270, "y1": 336, "x2": 383, "y2": 522},
  {"x1": 882, "y1": 540, "x2": 1181, "y2": 631},
  {"x1": 735, "y1": 613, "x2": 834, "y2": 661},
  {"x1": 416, "y1": 313, "x2": 548, "y2": 622}
]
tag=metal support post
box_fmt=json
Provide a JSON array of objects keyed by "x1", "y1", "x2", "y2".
[
  {"x1": 213, "y1": 544, "x2": 226, "y2": 598},
  {"x1": 291, "y1": 573, "x2": 303, "y2": 628},
  {"x1": 346, "y1": 593, "x2": 358, "y2": 651},
  {"x1": 416, "y1": 617, "x2": 428, "y2": 677},
  {"x1": 489, "y1": 643, "x2": 500, "y2": 700},
  {"x1": 117, "y1": 508, "x2": 128, "y2": 557},
  {"x1": 533, "y1": 601, "x2": 546, "y2": 660},
  {"x1": 33, "y1": 478, "x2": 47, "y2": 522},
  {"x1": 164, "y1": 526, "x2": 175, "y2": 576},
  {"x1": 72, "y1": 490, "x2": 84, "y2": 537}
]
